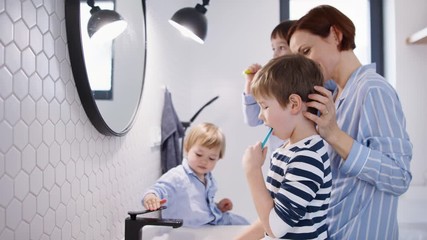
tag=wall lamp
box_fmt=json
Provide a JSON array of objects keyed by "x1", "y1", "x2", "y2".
[
  {"x1": 86, "y1": 0, "x2": 128, "y2": 42},
  {"x1": 168, "y1": 0, "x2": 210, "y2": 44}
]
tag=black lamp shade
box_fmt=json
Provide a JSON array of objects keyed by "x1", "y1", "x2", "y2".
[
  {"x1": 88, "y1": 9, "x2": 127, "y2": 41},
  {"x1": 169, "y1": 7, "x2": 207, "y2": 44}
]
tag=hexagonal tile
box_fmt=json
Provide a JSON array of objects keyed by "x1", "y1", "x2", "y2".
[
  {"x1": 0, "y1": 67, "x2": 13, "y2": 98},
  {"x1": 21, "y1": 96, "x2": 36, "y2": 125},
  {"x1": 36, "y1": 6, "x2": 49, "y2": 34},
  {"x1": 71, "y1": 178, "x2": 80, "y2": 200},
  {"x1": 0, "y1": 43, "x2": 4, "y2": 66},
  {"x1": 36, "y1": 142, "x2": 49, "y2": 170},
  {"x1": 80, "y1": 175, "x2": 89, "y2": 196},
  {"x1": 0, "y1": 121, "x2": 13, "y2": 153},
  {"x1": 16, "y1": 221, "x2": 30, "y2": 239},
  {"x1": 65, "y1": 81, "x2": 76, "y2": 104},
  {"x1": 60, "y1": 102, "x2": 70, "y2": 124},
  {"x1": 50, "y1": 227, "x2": 61, "y2": 240},
  {"x1": 22, "y1": 193, "x2": 37, "y2": 222},
  {"x1": 22, "y1": 47, "x2": 36, "y2": 76},
  {"x1": 49, "y1": 98, "x2": 60, "y2": 124},
  {"x1": 0, "y1": 13, "x2": 13, "y2": 44},
  {"x1": 43, "y1": 32, "x2": 54, "y2": 58},
  {"x1": 29, "y1": 26, "x2": 43, "y2": 54},
  {"x1": 60, "y1": 181, "x2": 71, "y2": 204},
  {"x1": 14, "y1": 20, "x2": 30, "y2": 51},
  {"x1": 60, "y1": 142, "x2": 70, "y2": 164},
  {"x1": 6, "y1": 198, "x2": 21, "y2": 230},
  {"x1": 65, "y1": 121, "x2": 75, "y2": 143},
  {"x1": 22, "y1": 0, "x2": 36, "y2": 28},
  {"x1": 59, "y1": 60, "x2": 71, "y2": 83},
  {"x1": 79, "y1": 139, "x2": 88, "y2": 160},
  {"x1": 13, "y1": 70, "x2": 29, "y2": 100},
  {"x1": 4, "y1": 94, "x2": 20, "y2": 125},
  {"x1": 22, "y1": 145, "x2": 36, "y2": 174},
  {"x1": 61, "y1": 221, "x2": 72, "y2": 240},
  {"x1": 5, "y1": 146, "x2": 21, "y2": 177},
  {"x1": 55, "y1": 121, "x2": 66, "y2": 144},
  {"x1": 14, "y1": 170, "x2": 29, "y2": 201},
  {"x1": 13, "y1": 120, "x2": 29, "y2": 150},
  {"x1": 42, "y1": 75, "x2": 55, "y2": 102},
  {"x1": 36, "y1": 97, "x2": 48, "y2": 124},
  {"x1": 4, "y1": 42, "x2": 21, "y2": 74},
  {"x1": 0, "y1": 227, "x2": 14, "y2": 239},
  {"x1": 29, "y1": 73, "x2": 43, "y2": 101},
  {"x1": 43, "y1": 208, "x2": 55, "y2": 235},
  {"x1": 49, "y1": 184, "x2": 61, "y2": 210},
  {"x1": 55, "y1": 161, "x2": 66, "y2": 186},
  {"x1": 71, "y1": 215, "x2": 81, "y2": 239},
  {"x1": 36, "y1": 52, "x2": 49, "y2": 79},
  {"x1": 36, "y1": 188, "x2": 49, "y2": 215},
  {"x1": 55, "y1": 203, "x2": 66, "y2": 228},
  {"x1": 29, "y1": 167, "x2": 42, "y2": 195},
  {"x1": 0, "y1": 175, "x2": 13, "y2": 207},
  {"x1": 42, "y1": 120, "x2": 54, "y2": 146},
  {"x1": 55, "y1": 81, "x2": 66, "y2": 105},
  {"x1": 54, "y1": 0, "x2": 65, "y2": 18},
  {"x1": 55, "y1": 38, "x2": 66, "y2": 63},
  {"x1": 43, "y1": 0, "x2": 55, "y2": 15},
  {"x1": 5, "y1": 0, "x2": 21, "y2": 22},
  {"x1": 43, "y1": 164, "x2": 55, "y2": 190},
  {"x1": 66, "y1": 160, "x2": 75, "y2": 182},
  {"x1": 0, "y1": 152, "x2": 4, "y2": 176},
  {"x1": 30, "y1": 214, "x2": 43, "y2": 240},
  {"x1": 49, "y1": 14, "x2": 61, "y2": 39},
  {"x1": 70, "y1": 139, "x2": 79, "y2": 160},
  {"x1": 66, "y1": 198, "x2": 76, "y2": 222},
  {"x1": 49, "y1": 141, "x2": 60, "y2": 167},
  {"x1": 28, "y1": 120, "x2": 43, "y2": 148}
]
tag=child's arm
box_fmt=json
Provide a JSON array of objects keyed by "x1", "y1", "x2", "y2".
[
  {"x1": 242, "y1": 142, "x2": 275, "y2": 238},
  {"x1": 234, "y1": 218, "x2": 264, "y2": 240}
]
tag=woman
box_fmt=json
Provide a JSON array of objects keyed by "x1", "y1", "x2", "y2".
[{"x1": 287, "y1": 5, "x2": 412, "y2": 239}]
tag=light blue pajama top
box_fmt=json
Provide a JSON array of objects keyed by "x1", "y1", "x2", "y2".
[{"x1": 327, "y1": 64, "x2": 412, "y2": 239}]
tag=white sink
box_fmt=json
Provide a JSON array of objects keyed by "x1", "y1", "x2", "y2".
[{"x1": 141, "y1": 225, "x2": 249, "y2": 240}]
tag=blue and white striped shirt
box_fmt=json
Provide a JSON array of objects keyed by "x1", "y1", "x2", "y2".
[
  {"x1": 328, "y1": 64, "x2": 412, "y2": 239},
  {"x1": 266, "y1": 135, "x2": 331, "y2": 239}
]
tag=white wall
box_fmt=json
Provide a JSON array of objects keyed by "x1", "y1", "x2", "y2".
[
  {"x1": 384, "y1": 0, "x2": 427, "y2": 224},
  {"x1": 1, "y1": 0, "x2": 426, "y2": 239}
]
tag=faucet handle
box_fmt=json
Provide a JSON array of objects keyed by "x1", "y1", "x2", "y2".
[{"x1": 128, "y1": 206, "x2": 167, "y2": 220}]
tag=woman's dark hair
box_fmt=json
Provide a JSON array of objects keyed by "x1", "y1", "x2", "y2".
[{"x1": 287, "y1": 5, "x2": 356, "y2": 51}]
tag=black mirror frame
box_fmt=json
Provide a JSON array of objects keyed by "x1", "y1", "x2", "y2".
[{"x1": 64, "y1": 0, "x2": 147, "y2": 136}]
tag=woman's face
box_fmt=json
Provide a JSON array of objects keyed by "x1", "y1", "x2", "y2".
[{"x1": 289, "y1": 29, "x2": 340, "y2": 82}]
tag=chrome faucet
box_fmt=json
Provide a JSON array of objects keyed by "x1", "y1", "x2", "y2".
[{"x1": 124, "y1": 206, "x2": 183, "y2": 240}]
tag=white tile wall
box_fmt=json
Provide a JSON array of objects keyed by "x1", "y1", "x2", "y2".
[{"x1": 0, "y1": 0, "x2": 161, "y2": 239}]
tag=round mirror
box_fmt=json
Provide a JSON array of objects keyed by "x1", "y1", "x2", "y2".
[{"x1": 65, "y1": 0, "x2": 146, "y2": 136}]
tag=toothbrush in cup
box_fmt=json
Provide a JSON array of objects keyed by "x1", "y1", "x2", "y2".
[{"x1": 261, "y1": 128, "x2": 273, "y2": 149}]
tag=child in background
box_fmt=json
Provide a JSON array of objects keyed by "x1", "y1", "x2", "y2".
[
  {"x1": 242, "y1": 20, "x2": 296, "y2": 151},
  {"x1": 143, "y1": 122, "x2": 249, "y2": 227},
  {"x1": 236, "y1": 55, "x2": 332, "y2": 239}
]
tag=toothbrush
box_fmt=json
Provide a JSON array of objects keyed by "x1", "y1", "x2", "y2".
[
  {"x1": 243, "y1": 69, "x2": 253, "y2": 74},
  {"x1": 261, "y1": 128, "x2": 273, "y2": 149}
]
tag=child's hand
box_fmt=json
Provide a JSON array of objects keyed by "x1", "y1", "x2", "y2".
[
  {"x1": 242, "y1": 142, "x2": 268, "y2": 171},
  {"x1": 217, "y1": 198, "x2": 233, "y2": 212},
  {"x1": 143, "y1": 194, "x2": 166, "y2": 211},
  {"x1": 243, "y1": 63, "x2": 262, "y2": 95}
]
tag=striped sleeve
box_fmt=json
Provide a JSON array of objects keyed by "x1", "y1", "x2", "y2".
[{"x1": 340, "y1": 82, "x2": 412, "y2": 195}]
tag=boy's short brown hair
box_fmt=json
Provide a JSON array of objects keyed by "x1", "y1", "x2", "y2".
[
  {"x1": 183, "y1": 122, "x2": 226, "y2": 158},
  {"x1": 251, "y1": 54, "x2": 324, "y2": 114}
]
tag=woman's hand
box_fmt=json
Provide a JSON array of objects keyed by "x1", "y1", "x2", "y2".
[
  {"x1": 304, "y1": 86, "x2": 340, "y2": 142},
  {"x1": 242, "y1": 142, "x2": 268, "y2": 172},
  {"x1": 243, "y1": 63, "x2": 262, "y2": 95},
  {"x1": 217, "y1": 198, "x2": 233, "y2": 212}
]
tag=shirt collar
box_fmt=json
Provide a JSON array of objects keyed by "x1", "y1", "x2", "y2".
[{"x1": 336, "y1": 63, "x2": 377, "y2": 103}]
